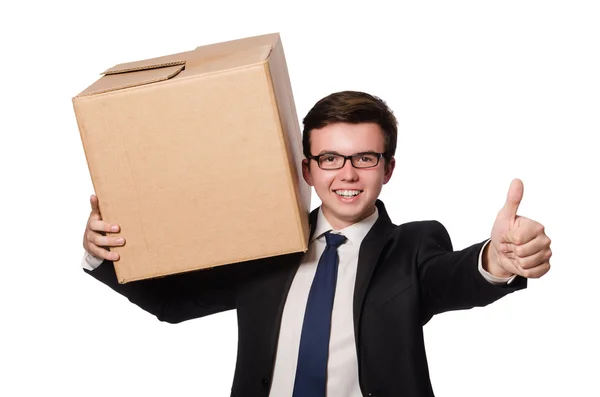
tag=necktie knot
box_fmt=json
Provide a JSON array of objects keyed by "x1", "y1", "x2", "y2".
[{"x1": 325, "y1": 231, "x2": 346, "y2": 248}]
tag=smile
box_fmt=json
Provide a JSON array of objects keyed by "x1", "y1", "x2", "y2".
[{"x1": 334, "y1": 189, "x2": 363, "y2": 198}]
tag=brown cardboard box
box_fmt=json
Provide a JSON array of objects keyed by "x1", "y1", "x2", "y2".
[{"x1": 73, "y1": 33, "x2": 311, "y2": 283}]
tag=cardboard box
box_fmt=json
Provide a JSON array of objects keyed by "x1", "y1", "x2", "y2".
[{"x1": 73, "y1": 33, "x2": 311, "y2": 283}]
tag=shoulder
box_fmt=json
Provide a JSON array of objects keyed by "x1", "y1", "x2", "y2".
[
  {"x1": 392, "y1": 220, "x2": 449, "y2": 236},
  {"x1": 386, "y1": 220, "x2": 453, "y2": 251},
  {"x1": 373, "y1": 201, "x2": 451, "y2": 244}
]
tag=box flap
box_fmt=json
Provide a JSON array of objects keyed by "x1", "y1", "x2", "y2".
[
  {"x1": 77, "y1": 50, "x2": 196, "y2": 96},
  {"x1": 103, "y1": 60, "x2": 185, "y2": 75},
  {"x1": 101, "y1": 49, "x2": 194, "y2": 75},
  {"x1": 78, "y1": 64, "x2": 185, "y2": 96}
]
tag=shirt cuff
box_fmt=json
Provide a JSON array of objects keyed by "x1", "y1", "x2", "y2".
[
  {"x1": 82, "y1": 251, "x2": 104, "y2": 271},
  {"x1": 478, "y1": 239, "x2": 517, "y2": 285}
]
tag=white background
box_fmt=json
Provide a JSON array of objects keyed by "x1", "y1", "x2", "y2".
[{"x1": 1, "y1": 0, "x2": 598, "y2": 395}]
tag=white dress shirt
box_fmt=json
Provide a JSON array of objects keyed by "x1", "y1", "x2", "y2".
[
  {"x1": 81, "y1": 208, "x2": 514, "y2": 396},
  {"x1": 268, "y1": 207, "x2": 379, "y2": 396}
]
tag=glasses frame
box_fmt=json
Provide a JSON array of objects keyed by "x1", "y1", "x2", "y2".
[{"x1": 308, "y1": 152, "x2": 385, "y2": 170}]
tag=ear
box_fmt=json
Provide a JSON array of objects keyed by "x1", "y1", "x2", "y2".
[
  {"x1": 302, "y1": 159, "x2": 314, "y2": 186},
  {"x1": 383, "y1": 157, "x2": 396, "y2": 184}
]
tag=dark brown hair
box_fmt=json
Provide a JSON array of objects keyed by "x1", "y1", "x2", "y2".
[{"x1": 302, "y1": 90, "x2": 398, "y2": 161}]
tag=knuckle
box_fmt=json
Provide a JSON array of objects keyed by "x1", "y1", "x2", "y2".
[
  {"x1": 513, "y1": 235, "x2": 524, "y2": 245},
  {"x1": 92, "y1": 234, "x2": 105, "y2": 247},
  {"x1": 517, "y1": 257, "x2": 530, "y2": 269},
  {"x1": 536, "y1": 224, "x2": 545, "y2": 235},
  {"x1": 85, "y1": 231, "x2": 95, "y2": 245},
  {"x1": 96, "y1": 221, "x2": 105, "y2": 233},
  {"x1": 90, "y1": 246, "x2": 105, "y2": 259},
  {"x1": 519, "y1": 257, "x2": 535, "y2": 270},
  {"x1": 90, "y1": 220, "x2": 108, "y2": 234},
  {"x1": 535, "y1": 265, "x2": 549, "y2": 278},
  {"x1": 513, "y1": 245, "x2": 524, "y2": 257}
]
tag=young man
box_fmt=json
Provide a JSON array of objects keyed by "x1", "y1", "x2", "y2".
[{"x1": 82, "y1": 91, "x2": 551, "y2": 397}]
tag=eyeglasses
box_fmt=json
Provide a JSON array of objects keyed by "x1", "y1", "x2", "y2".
[{"x1": 308, "y1": 152, "x2": 385, "y2": 170}]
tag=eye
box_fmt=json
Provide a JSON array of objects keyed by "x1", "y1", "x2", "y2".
[{"x1": 355, "y1": 154, "x2": 377, "y2": 164}]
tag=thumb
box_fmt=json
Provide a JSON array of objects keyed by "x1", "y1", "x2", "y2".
[
  {"x1": 501, "y1": 178, "x2": 524, "y2": 220},
  {"x1": 90, "y1": 194, "x2": 102, "y2": 219}
]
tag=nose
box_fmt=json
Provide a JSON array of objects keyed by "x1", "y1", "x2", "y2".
[{"x1": 339, "y1": 158, "x2": 359, "y2": 182}]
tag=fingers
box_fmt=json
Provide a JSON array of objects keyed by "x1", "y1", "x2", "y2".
[
  {"x1": 517, "y1": 247, "x2": 552, "y2": 270},
  {"x1": 502, "y1": 217, "x2": 544, "y2": 245},
  {"x1": 87, "y1": 194, "x2": 120, "y2": 233},
  {"x1": 498, "y1": 226, "x2": 552, "y2": 279},
  {"x1": 496, "y1": 254, "x2": 551, "y2": 279},
  {"x1": 84, "y1": 194, "x2": 125, "y2": 261},
  {"x1": 84, "y1": 230, "x2": 125, "y2": 261},
  {"x1": 507, "y1": 234, "x2": 552, "y2": 258},
  {"x1": 517, "y1": 262, "x2": 551, "y2": 279},
  {"x1": 89, "y1": 233, "x2": 126, "y2": 249},
  {"x1": 88, "y1": 218, "x2": 120, "y2": 233},
  {"x1": 86, "y1": 242, "x2": 121, "y2": 262}
]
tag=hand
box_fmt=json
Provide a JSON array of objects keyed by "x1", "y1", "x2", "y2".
[
  {"x1": 83, "y1": 194, "x2": 125, "y2": 261},
  {"x1": 487, "y1": 179, "x2": 552, "y2": 279}
]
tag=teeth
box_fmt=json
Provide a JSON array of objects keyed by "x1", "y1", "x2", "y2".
[{"x1": 335, "y1": 190, "x2": 361, "y2": 198}]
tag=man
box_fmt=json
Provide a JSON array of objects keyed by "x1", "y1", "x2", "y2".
[{"x1": 81, "y1": 91, "x2": 552, "y2": 396}]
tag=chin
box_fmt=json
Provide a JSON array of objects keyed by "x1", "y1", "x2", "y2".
[{"x1": 325, "y1": 201, "x2": 375, "y2": 226}]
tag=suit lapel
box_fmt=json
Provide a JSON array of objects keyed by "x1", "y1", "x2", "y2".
[{"x1": 353, "y1": 200, "x2": 394, "y2": 344}]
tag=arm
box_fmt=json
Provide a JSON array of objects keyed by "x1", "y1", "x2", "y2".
[
  {"x1": 417, "y1": 179, "x2": 552, "y2": 324},
  {"x1": 416, "y1": 221, "x2": 527, "y2": 324},
  {"x1": 84, "y1": 256, "x2": 239, "y2": 324}
]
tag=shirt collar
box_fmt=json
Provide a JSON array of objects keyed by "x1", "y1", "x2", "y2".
[{"x1": 310, "y1": 206, "x2": 379, "y2": 246}]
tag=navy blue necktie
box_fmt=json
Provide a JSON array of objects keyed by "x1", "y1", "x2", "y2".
[{"x1": 292, "y1": 231, "x2": 347, "y2": 397}]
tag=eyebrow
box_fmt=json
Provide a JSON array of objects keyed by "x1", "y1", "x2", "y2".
[{"x1": 316, "y1": 150, "x2": 379, "y2": 156}]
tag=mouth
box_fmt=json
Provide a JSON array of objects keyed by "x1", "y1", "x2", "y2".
[{"x1": 333, "y1": 189, "x2": 363, "y2": 199}]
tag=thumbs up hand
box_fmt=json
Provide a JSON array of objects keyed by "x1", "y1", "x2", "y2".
[{"x1": 486, "y1": 179, "x2": 552, "y2": 279}]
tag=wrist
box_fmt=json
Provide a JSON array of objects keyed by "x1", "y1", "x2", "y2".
[{"x1": 483, "y1": 242, "x2": 514, "y2": 278}]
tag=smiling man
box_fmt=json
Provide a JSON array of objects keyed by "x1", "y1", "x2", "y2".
[
  {"x1": 303, "y1": 122, "x2": 394, "y2": 230},
  {"x1": 82, "y1": 90, "x2": 552, "y2": 396}
]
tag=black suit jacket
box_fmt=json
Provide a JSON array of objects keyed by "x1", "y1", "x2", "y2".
[{"x1": 86, "y1": 200, "x2": 527, "y2": 396}]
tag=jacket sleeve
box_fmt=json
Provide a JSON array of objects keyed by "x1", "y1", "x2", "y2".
[
  {"x1": 415, "y1": 220, "x2": 527, "y2": 324},
  {"x1": 84, "y1": 259, "x2": 241, "y2": 324}
]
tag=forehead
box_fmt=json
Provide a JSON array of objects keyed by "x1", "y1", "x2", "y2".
[{"x1": 309, "y1": 122, "x2": 385, "y2": 154}]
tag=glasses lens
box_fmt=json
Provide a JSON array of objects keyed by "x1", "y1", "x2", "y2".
[
  {"x1": 319, "y1": 154, "x2": 344, "y2": 169},
  {"x1": 352, "y1": 153, "x2": 380, "y2": 168}
]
